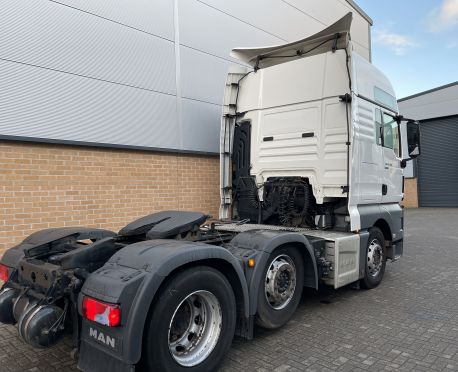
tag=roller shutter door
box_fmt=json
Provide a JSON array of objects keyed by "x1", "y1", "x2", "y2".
[{"x1": 418, "y1": 116, "x2": 458, "y2": 207}]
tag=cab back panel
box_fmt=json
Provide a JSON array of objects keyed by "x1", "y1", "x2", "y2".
[{"x1": 237, "y1": 50, "x2": 349, "y2": 203}]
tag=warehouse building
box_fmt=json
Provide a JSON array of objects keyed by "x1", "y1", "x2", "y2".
[
  {"x1": 0, "y1": 0, "x2": 372, "y2": 253},
  {"x1": 399, "y1": 81, "x2": 458, "y2": 208}
]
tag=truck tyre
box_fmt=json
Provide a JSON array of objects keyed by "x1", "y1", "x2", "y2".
[
  {"x1": 256, "y1": 246, "x2": 304, "y2": 329},
  {"x1": 360, "y1": 227, "x2": 386, "y2": 289},
  {"x1": 142, "y1": 266, "x2": 236, "y2": 372}
]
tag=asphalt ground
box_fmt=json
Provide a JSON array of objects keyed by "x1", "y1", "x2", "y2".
[{"x1": 1, "y1": 208, "x2": 457, "y2": 371}]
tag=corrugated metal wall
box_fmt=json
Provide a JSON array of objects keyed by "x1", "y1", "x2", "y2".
[
  {"x1": 418, "y1": 116, "x2": 458, "y2": 207},
  {"x1": 0, "y1": 0, "x2": 371, "y2": 153}
]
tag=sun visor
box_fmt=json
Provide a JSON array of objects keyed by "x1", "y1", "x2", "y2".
[{"x1": 231, "y1": 12, "x2": 353, "y2": 69}]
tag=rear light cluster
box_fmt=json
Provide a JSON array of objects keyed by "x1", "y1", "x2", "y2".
[
  {"x1": 82, "y1": 296, "x2": 121, "y2": 327},
  {"x1": 0, "y1": 264, "x2": 9, "y2": 283}
]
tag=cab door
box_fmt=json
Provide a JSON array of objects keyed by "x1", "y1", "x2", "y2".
[
  {"x1": 357, "y1": 105, "x2": 383, "y2": 203},
  {"x1": 380, "y1": 112, "x2": 403, "y2": 203}
]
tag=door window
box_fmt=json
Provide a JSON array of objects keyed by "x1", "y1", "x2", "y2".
[
  {"x1": 382, "y1": 113, "x2": 400, "y2": 157},
  {"x1": 375, "y1": 108, "x2": 382, "y2": 145},
  {"x1": 374, "y1": 108, "x2": 401, "y2": 157}
]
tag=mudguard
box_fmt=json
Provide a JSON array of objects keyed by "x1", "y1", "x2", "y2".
[
  {"x1": 228, "y1": 230, "x2": 319, "y2": 315},
  {"x1": 358, "y1": 203, "x2": 403, "y2": 242},
  {"x1": 118, "y1": 210, "x2": 206, "y2": 239},
  {"x1": 0, "y1": 227, "x2": 116, "y2": 268},
  {"x1": 78, "y1": 239, "x2": 249, "y2": 367}
]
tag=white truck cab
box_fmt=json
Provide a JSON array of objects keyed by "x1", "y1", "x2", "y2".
[{"x1": 220, "y1": 13, "x2": 420, "y2": 288}]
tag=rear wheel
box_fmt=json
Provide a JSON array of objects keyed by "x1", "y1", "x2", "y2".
[
  {"x1": 360, "y1": 227, "x2": 386, "y2": 289},
  {"x1": 256, "y1": 246, "x2": 304, "y2": 329},
  {"x1": 142, "y1": 267, "x2": 236, "y2": 372}
]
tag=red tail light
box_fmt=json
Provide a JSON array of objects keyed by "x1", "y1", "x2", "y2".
[
  {"x1": 82, "y1": 296, "x2": 121, "y2": 327},
  {"x1": 0, "y1": 264, "x2": 9, "y2": 283}
]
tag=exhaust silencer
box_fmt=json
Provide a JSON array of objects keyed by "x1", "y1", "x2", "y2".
[
  {"x1": 8, "y1": 292, "x2": 65, "y2": 348},
  {"x1": 0, "y1": 288, "x2": 18, "y2": 324},
  {"x1": 18, "y1": 304, "x2": 64, "y2": 348}
]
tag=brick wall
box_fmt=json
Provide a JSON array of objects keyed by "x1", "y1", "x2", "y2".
[
  {"x1": 402, "y1": 178, "x2": 418, "y2": 208},
  {"x1": 0, "y1": 141, "x2": 220, "y2": 255}
]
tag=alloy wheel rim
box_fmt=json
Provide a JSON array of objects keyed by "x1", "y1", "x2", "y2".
[
  {"x1": 264, "y1": 254, "x2": 297, "y2": 310},
  {"x1": 367, "y1": 238, "x2": 383, "y2": 277},
  {"x1": 168, "y1": 290, "x2": 222, "y2": 367}
]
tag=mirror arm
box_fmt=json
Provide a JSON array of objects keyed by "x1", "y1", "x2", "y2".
[
  {"x1": 395, "y1": 114, "x2": 418, "y2": 123},
  {"x1": 400, "y1": 158, "x2": 414, "y2": 168}
]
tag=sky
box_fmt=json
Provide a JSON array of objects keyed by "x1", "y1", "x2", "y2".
[{"x1": 356, "y1": 0, "x2": 458, "y2": 98}]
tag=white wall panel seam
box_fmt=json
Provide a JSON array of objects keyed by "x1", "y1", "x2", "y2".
[
  {"x1": 196, "y1": 0, "x2": 288, "y2": 42},
  {"x1": 368, "y1": 24, "x2": 371, "y2": 62},
  {"x1": 401, "y1": 98, "x2": 458, "y2": 109},
  {"x1": 173, "y1": 0, "x2": 183, "y2": 148},
  {"x1": 48, "y1": 0, "x2": 174, "y2": 43},
  {"x1": 0, "y1": 59, "x2": 181, "y2": 149},
  {"x1": 180, "y1": 44, "x2": 247, "y2": 67},
  {"x1": 0, "y1": 57, "x2": 177, "y2": 98},
  {"x1": 1, "y1": 0, "x2": 177, "y2": 94},
  {"x1": 352, "y1": 39, "x2": 370, "y2": 53},
  {"x1": 280, "y1": 0, "x2": 326, "y2": 27},
  {"x1": 181, "y1": 96, "x2": 222, "y2": 107}
]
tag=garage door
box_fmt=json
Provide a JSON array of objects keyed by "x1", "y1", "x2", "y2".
[{"x1": 418, "y1": 116, "x2": 458, "y2": 207}]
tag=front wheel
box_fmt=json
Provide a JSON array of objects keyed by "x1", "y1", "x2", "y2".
[
  {"x1": 360, "y1": 227, "x2": 386, "y2": 289},
  {"x1": 142, "y1": 266, "x2": 236, "y2": 372}
]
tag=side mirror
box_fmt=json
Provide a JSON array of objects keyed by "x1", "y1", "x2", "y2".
[{"x1": 406, "y1": 120, "x2": 421, "y2": 159}]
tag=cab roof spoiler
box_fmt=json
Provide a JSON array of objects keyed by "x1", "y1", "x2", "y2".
[{"x1": 231, "y1": 12, "x2": 353, "y2": 70}]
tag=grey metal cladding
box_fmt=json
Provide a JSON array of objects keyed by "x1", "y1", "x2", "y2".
[
  {"x1": 181, "y1": 99, "x2": 222, "y2": 152},
  {"x1": 417, "y1": 117, "x2": 458, "y2": 207},
  {"x1": 0, "y1": 0, "x2": 371, "y2": 153},
  {"x1": 195, "y1": 0, "x2": 321, "y2": 42},
  {"x1": 178, "y1": 0, "x2": 283, "y2": 62},
  {"x1": 180, "y1": 46, "x2": 234, "y2": 105},
  {"x1": 52, "y1": 0, "x2": 175, "y2": 40},
  {"x1": 398, "y1": 84, "x2": 458, "y2": 121},
  {"x1": 0, "y1": 0, "x2": 176, "y2": 94},
  {"x1": 0, "y1": 60, "x2": 180, "y2": 149}
]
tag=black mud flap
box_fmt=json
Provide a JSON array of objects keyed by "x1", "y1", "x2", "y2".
[{"x1": 78, "y1": 341, "x2": 134, "y2": 372}]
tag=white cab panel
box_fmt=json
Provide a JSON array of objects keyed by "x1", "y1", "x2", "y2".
[
  {"x1": 350, "y1": 53, "x2": 402, "y2": 210},
  {"x1": 237, "y1": 50, "x2": 350, "y2": 203},
  {"x1": 351, "y1": 97, "x2": 383, "y2": 204}
]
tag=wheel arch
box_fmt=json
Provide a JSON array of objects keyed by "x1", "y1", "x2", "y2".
[
  {"x1": 228, "y1": 230, "x2": 319, "y2": 317},
  {"x1": 373, "y1": 219, "x2": 392, "y2": 243},
  {"x1": 273, "y1": 241, "x2": 317, "y2": 289},
  {"x1": 145, "y1": 258, "x2": 250, "y2": 341},
  {"x1": 357, "y1": 203, "x2": 403, "y2": 244},
  {"x1": 358, "y1": 220, "x2": 390, "y2": 280},
  {"x1": 114, "y1": 242, "x2": 250, "y2": 365}
]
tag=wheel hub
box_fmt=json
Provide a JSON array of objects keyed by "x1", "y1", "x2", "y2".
[
  {"x1": 367, "y1": 239, "x2": 383, "y2": 277},
  {"x1": 168, "y1": 290, "x2": 222, "y2": 367},
  {"x1": 265, "y1": 255, "x2": 297, "y2": 310}
]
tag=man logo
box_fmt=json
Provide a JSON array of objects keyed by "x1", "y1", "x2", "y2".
[{"x1": 89, "y1": 327, "x2": 115, "y2": 348}]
